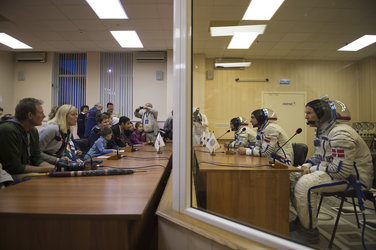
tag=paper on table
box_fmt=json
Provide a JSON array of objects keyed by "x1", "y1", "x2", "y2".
[{"x1": 97, "y1": 156, "x2": 111, "y2": 158}]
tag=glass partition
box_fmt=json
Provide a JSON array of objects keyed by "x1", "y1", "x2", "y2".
[{"x1": 190, "y1": 0, "x2": 372, "y2": 247}]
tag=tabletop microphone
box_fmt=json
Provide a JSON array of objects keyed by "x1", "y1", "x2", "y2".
[
  {"x1": 217, "y1": 129, "x2": 231, "y2": 140},
  {"x1": 272, "y1": 128, "x2": 302, "y2": 166}
]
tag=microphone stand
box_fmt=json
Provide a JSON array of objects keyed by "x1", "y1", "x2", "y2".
[{"x1": 272, "y1": 129, "x2": 302, "y2": 167}]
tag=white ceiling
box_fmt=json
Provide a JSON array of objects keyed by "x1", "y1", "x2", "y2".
[{"x1": 1, "y1": 0, "x2": 376, "y2": 61}]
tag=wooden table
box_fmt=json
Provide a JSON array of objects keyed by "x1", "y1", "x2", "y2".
[
  {"x1": 194, "y1": 146, "x2": 301, "y2": 237},
  {"x1": 0, "y1": 143, "x2": 172, "y2": 250}
]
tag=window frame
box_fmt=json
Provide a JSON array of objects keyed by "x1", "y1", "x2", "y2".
[{"x1": 172, "y1": 0, "x2": 310, "y2": 249}]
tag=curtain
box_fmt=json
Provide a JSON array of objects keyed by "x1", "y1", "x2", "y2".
[{"x1": 100, "y1": 52, "x2": 133, "y2": 118}]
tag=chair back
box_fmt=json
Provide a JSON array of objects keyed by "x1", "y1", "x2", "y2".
[
  {"x1": 292, "y1": 143, "x2": 308, "y2": 166},
  {"x1": 74, "y1": 138, "x2": 90, "y2": 154}
]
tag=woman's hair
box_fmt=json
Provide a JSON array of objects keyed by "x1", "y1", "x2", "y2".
[
  {"x1": 99, "y1": 127, "x2": 112, "y2": 137},
  {"x1": 48, "y1": 106, "x2": 60, "y2": 120},
  {"x1": 48, "y1": 104, "x2": 76, "y2": 134},
  {"x1": 135, "y1": 121, "x2": 142, "y2": 129}
]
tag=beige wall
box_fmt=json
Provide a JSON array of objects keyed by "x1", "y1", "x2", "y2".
[
  {"x1": 0, "y1": 51, "x2": 14, "y2": 115},
  {"x1": 358, "y1": 57, "x2": 376, "y2": 121},
  {"x1": 13, "y1": 53, "x2": 53, "y2": 115},
  {"x1": 133, "y1": 56, "x2": 168, "y2": 121},
  {"x1": 86, "y1": 52, "x2": 101, "y2": 108},
  {"x1": 193, "y1": 56, "x2": 376, "y2": 155},
  {"x1": 192, "y1": 54, "x2": 206, "y2": 112},
  {"x1": 166, "y1": 49, "x2": 174, "y2": 115}
]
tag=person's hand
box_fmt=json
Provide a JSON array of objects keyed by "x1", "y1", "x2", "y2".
[
  {"x1": 76, "y1": 150, "x2": 83, "y2": 156},
  {"x1": 112, "y1": 149, "x2": 117, "y2": 153},
  {"x1": 301, "y1": 165, "x2": 311, "y2": 175},
  {"x1": 237, "y1": 147, "x2": 247, "y2": 155},
  {"x1": 38, "y1": 162, "x2": 56, "y2": 173}
]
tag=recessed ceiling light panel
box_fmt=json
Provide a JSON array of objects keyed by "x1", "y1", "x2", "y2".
[
  {"x1": 338, "y1": 35, "x2": 376, "y2": 51},
  {"x1": 86, "y1": 0, "x2": 128, "y2": 19},
  {"x1": 0, "y1": 33, "x2": 32, "y2": 49},
  {"x1": 242, "y1": 0, "x2": 285, "y2": 20},
  {"x1": 110, "y1": 31, "x2": 144, "y2": 48}
]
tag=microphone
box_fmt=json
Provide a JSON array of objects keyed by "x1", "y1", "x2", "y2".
[
  {"x1": 239, "y1": 127, "x2": 246, "y2": 133},
  {"x1": 306, "y1": 120, "x2": 316, "y2": 125},
  {"x1": 272, "y1": 128, "x2": 302, "y2": 166},
  {"x1": 217, "y1": 130, "x2": 231, "y2": 140},
  {"x1": 116, "y1": 148, "x2": 123, "y2": 159}
]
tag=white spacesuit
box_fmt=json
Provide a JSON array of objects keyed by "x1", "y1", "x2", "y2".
[
  {"x1": 291, "y1": 100, "x2": 373, "y2": 243},
  {"x1": 244, "y1": 109, "x2": 294, "y2": 165},
  {"x1": 228, "y1": 117, "x2": 256, "y2": 148},
  {"x1": 192, "y1": 107, "x2": 209, "y2": 145}
]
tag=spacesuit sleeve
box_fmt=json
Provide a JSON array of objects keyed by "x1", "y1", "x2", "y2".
[
  {"x1": 326, "y1": 129, "x2": 356, "y2": 180},
  {"x1": 200, "y1": 113, "x2": 209, "y2": 129},
  {"x1": 247, "y1": 128, "x2": 278, "y2": 157}
]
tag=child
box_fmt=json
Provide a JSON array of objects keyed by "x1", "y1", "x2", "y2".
[
  {"x1": 130, "y1": 122, "x2": 146, "y2": 145},
  {"x1": 84, "y1": 127, "x2": 117, "y2": 160}
]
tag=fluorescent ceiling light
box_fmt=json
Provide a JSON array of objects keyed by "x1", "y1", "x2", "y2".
[
  {"x1": 110, "y1": 31, "x2": 143, "y2": 48},
  {"x1": 86, "y1": 0, "x2": 128, "y2": 19},
  {"x1": 215, "y1": 62, "x2": 251, "y2": 68},
  {"x1": 0, "y1": 33, "x2": 32, "y2": 49},
  {"x1": 210, "y1": 25, "x2": 266, "y2": 37},
  {"x1": 228, "y1": 32, "x2": 259, "y2": 49},
  {"x1": 243, "y1": 0, "x2": 285, "y2": 20},
  {"x1": 338, "y1": 35, "x2": 376, "y2": 51}
]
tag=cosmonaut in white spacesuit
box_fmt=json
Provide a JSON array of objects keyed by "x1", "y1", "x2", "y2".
[
  {"x1": 224, "y1": 117, "x2": 256, "y2": 149},
  {"x1": 237, "y1": 108, "x2": 294, "y2": 165},
  {"x1": 192, "y1": 107, "x2": 209, "y2": 145},
  {"x1": 290, "y1": 99, "x2": 373, "y2": 244}
]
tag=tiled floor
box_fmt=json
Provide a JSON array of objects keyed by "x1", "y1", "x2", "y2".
[{"x1": 290, "y1": 191, "x2": 376, "y2": 250}]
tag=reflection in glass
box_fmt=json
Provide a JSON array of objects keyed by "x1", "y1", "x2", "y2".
[{"x1": 190, "y1": 0, "x2": 375, "y2": 248}]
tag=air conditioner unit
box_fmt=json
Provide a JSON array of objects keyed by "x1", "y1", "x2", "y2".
[
  {"x1": 15, "y1": 52, "x2": 47, "y2": 63},
  {"x1": 214, "y1": 58, "x2": 251, "y2": 69},
  {"x1": 134, "y1": 51, "x2": 166, "y2": 63}
]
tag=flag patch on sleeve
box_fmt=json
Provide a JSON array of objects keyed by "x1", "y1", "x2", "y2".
[{"x1": 332, "y1": 148, "x2": 345, "y2": 158}]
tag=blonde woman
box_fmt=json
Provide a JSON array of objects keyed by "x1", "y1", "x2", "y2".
[{"x1": 39, "y1": 104, "x2": 79, "y2": 164}]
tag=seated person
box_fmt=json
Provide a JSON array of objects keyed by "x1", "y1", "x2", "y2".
[
  {"x1": 111, "y1": 116, "x2": 132, "y2": 147},
  {"x1": 162, "y1": 110, "x2": 173, "y2": 140},
  {"x1": 0, "y1": 98, "x2": 55, "y2": 175},
  {"x1": 192, "y1": 107, "x2": 209, "y2": 145},
  {"x1": 39, "y1": 104, "x2": 81, "y2": 164},
  {"x1": 84, "y1": 127, "x2": 117, "y2": 160},
  {"x1": 125, "y1": 122, "x2": 135, "y2": 144},
  {"x1": 224, "y1": 117, "x2": 256, "y2": 149},
  {"x1": 237, "y1": 108, "x2": 293, "y2": 165},
  {"x1": 88, "y1": 113, "x2": 110, "y2": 147},
  {"x1": 130, "y1": 122, "x2": 146, "y2": 145},
  {"x1": 290, "y1": 100, "x2": 373, "y2": 244},
  {"x1": 103, "y1": 112, "x2": 114, "y2": 126}
]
